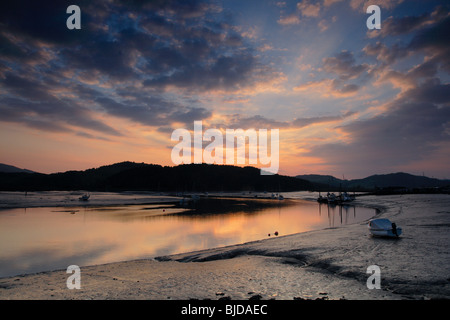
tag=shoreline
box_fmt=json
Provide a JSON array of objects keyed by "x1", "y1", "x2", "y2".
[
  {"x1": 0, "y1": 193, "x2": 449, "y2": 300},
  {"x1": 0, "y1": 191, "x2": 297, "y2": 210}
]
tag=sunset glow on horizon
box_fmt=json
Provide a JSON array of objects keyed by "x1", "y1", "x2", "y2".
[{"x1": 1, "y1": 0, "x2": 449, "y2": 179}]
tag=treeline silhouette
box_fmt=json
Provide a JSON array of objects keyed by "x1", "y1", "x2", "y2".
[{"x1": 0, "y1": 162, "x2": 314, "y2": 192}]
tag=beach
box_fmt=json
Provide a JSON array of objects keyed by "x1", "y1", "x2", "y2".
[{"x1": 0, "y1": 193, "x2": 449, "y2": 300}]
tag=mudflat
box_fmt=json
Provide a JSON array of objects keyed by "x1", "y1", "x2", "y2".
[{"x1": 0, "y1": 194, "x2": 449, "y2": 300}]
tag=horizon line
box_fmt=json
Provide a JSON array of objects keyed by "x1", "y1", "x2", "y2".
[{"x1": 1, "y1": 161, "x2": 448, "y2": 181}]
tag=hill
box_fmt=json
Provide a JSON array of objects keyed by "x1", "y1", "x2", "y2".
[
  {"x1": 294, "y1": 174, "x2": 343, "y2": 189},
  {"x1": 348, "y1": 172, "x2": 450, "y2": 190},
  {"x1": 0, "y1": 163, "x2": 35, "y2": 174},
  {"x1": 296, "y1": 172, "x2": 450, "y2": 191},
  {"x1": 0, "y1": 162, "x2": 314, "y2": 192}
]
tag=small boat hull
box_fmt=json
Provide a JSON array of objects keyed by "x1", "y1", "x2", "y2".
[
  {"x1": 369, "y1": 227, "x2": 402, "y2": 238},
  {"x1": 368, "y1": 218, "x2": 402, "y2": 238}
]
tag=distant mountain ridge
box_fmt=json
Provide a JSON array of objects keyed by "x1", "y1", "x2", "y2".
[
  {"x1": 296, "y1": 172, "x2": 450, "y2": 191},
  {"x1": 0, "y1": 163, "x2": 35, "y2": 174}
]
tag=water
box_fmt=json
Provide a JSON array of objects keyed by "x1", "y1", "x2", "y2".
[{"x1": 0, "y1": 191, "x2": 376, "y2": 278}]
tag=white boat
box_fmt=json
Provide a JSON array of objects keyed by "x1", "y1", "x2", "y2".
[{"x1": 368, "y1": 218, "x2": 402, "y2": 238}]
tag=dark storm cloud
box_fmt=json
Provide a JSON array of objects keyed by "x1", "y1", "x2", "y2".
[
  {"x1": 212, "y1": 111, "x2": 357, "y2": 130},
  {"x1": 408, "y1": 79, "x2": 450, "y2": 105},
  {"x1": 305, "y1": 4, "x2": 450, "y2": 174},
  {"x1": 307, "y1": 79, "x2": 450, "y2": 172},
  {"x1": 20, "y1": 0, "x2": 262, "y2": 89},
  {"x1": 0, "y1": 0, "x2": 275, "y2": 137},
  {"x1": 95, "y1": 95, "x2": 211, "y2": 127},
  {"x1": 362, "y1": 42, "x2": 408, "y2": 64},
  {"x1": 0, "y1": 95, "x2": 122, "y2": 137},
  {"x1": 1, "y1": 97, "x2": 71, "y2": 133},
  {"x1": 170, "y1": 107, "x2": 212, "y2": 124},
  {"x1": 374, "y1": 5, "x2": 449, "y2": 38},
  {"x1": 322, "y1": 50, "x2": 368, "y2": 81},
  {"x1": 0, "y1": 1, "x2": 97, "y2": 46},
  {"x1": 409, "y1": 16, "x2": 450, "y2": 51},
  {"x1": 307, "y1": 50, "x2": 369, "y2": 96},
  {"x1": 0, "y1": 73, "x2": 122, "y2": 136},
  {"x1": 364, "y1": 6, "x2": 449, "y2": 69},
  {"x1": 1, "y1": 73, "x2": 55, "y2": 103},
  {"x1": 363, "y1": 15, "x2": 449, "y2": 102},
  {"x1": 0, "y1": 33, "x2": 44, "y2": 63},
  {"x1": 363, "y1": 12, "x2": 450, "y2": 92},
  {"x1": 118, "y1": 0, "x2": 217, "y2": 18},
  {"x1": 143, "y1": 51, "x2": 259, "y2": 91},
  {"x1": 408, "y1": 15, "x2": 450, "y2": 73}
]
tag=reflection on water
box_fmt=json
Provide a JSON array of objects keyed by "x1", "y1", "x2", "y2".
[
  {"x1": 0, "y1": 195, "x2": 376, "y2": 277},
  {"x1": 318, "y1": 202, "x2": 360, "y2": 227}
]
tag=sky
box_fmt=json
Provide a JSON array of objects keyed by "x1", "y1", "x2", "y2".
[{"x1": 0, "y1": 0, "x2": 449, "y2": 179}]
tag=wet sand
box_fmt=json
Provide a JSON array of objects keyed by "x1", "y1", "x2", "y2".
[{"x1": 0, "y1": 194, "x2": 449, "y2": 300}]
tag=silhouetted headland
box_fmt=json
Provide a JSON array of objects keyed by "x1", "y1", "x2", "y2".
[{"x1": 0, "y1": 162, "x2": 313, "y2": 192}]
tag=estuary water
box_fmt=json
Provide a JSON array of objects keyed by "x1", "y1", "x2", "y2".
[{"x1": 0, "y1": 191, "x2": 376, "y2": 277}]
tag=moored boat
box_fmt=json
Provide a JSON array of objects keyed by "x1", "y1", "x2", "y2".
[
  {"x1": 368, "y1": 218, "x2": 402, "y2": 238},
  {"x1": 79, "y1": 194, "x2": 90, "y2": 201},
  {"x1": 327, "y1": 192, "x2": 337, "y2": 203},
  {"x1": 338, "y1": 192, "x2": 354, "y2": 203}
]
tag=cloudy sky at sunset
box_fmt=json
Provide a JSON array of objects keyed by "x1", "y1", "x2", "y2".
[{"x1": 0, "y1": 0, "x2": 449, "y2": 179}]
